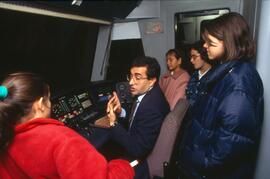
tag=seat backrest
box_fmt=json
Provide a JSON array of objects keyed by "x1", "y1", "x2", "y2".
[{"x1": 146, "y1": 99, "x2": 189, "y2": 178}]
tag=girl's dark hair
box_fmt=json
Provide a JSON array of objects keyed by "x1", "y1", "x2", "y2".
[
  {"x1": 202, "y1": 12, "x2": 255, "y2": 61},
  {"x1": 191, "y1": 40, "x2": 210, "y2": 62},
  {"x1": 166, "y1": 48, "x2": 186, "y2": 69},
  {"x1": 166, "y1": 48, "x2": 184, "y2": 60},
  {"x1": 0, "y1": 72, "x2": 49, "y2": 151}
]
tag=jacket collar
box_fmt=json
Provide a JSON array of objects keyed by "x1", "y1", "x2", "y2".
[
  {"x1": 207, "y1": 60, "x2": 240, "y2": 84},
  {"x1": 205, "y1": 58, "x2": 249, "y2": 90},
  {"x1": 163, "y1": 68, "x2": 186, "y2": 80},
  {"x1": 15, "y1": 118, "x2": 64, "y2": 134}
]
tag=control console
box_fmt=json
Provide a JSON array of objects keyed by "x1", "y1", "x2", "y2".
[
  {"x1": 50, "y1": 80, "x2": 133, "y2": 148},
  {"x1": 51, "y1": 81, "x2": 114, "y2": 134}
]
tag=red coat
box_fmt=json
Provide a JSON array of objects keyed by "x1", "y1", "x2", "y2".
[{"x1": 0, "y1": 118, "x2": 134, "y2": 179}]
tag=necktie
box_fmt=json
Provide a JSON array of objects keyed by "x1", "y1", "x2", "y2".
[{"x1": 129, "y1": 98, "x2": 139, "y2": 128}]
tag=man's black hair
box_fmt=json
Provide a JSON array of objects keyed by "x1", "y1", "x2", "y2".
[{"x1": 131, "y1": 56, "x2": 161, "y2": 81}]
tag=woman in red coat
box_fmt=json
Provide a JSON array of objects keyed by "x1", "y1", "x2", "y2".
[{"x1": 0, "y1": 72, "x2": 134, "y2": 179}]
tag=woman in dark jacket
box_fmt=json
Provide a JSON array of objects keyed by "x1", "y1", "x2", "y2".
[
  {"x1": 186, "y1": 40, "x2": 213, "y2": 106},
  {"x1": 177, "y1": 12, "x2": 264, "y2": 179}
]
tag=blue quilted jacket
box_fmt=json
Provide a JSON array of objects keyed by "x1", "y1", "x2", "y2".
[
  {"x1": 178, "y1": 59, "x2": 264, "y2": 179},
  {"x1": 186, "y1": 69, "x2": 213, "y2": 107}
]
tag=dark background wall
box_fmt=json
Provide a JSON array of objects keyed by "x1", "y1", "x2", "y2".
[{"x1": 0, "y1": 8, "x2": 99, "y2": 94}]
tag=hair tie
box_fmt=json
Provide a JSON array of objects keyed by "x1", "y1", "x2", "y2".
[{"x1": 0, "y1": 86, "x2": 8, "y2": 100}]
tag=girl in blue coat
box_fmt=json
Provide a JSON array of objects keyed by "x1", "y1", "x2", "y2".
[
  {"x1": 177, "y1": 12, "x2": 264, "y2": 179},
  {"x1": 186, "y1": 40, "x2": 213, "y2": 106}
]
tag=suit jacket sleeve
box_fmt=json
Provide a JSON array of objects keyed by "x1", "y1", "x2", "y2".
[
  {"x1": 111, "y1": 86, "x2": 169, "y2": 158},
  {"x1": 110, "y1": 101, "x2": 166, "y2": 158}
]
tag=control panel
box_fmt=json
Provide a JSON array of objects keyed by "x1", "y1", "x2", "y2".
[
  {"x1": 50, "y1": 80, "x2": 134, "y2": 148},
  {"x1": 52, "y1": 91, "x2": 93, "y2": 123},
  {"x1": 51, "y1": 81, "x2": 114, "y2": 134}
]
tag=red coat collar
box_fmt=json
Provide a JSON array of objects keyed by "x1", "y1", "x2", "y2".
[{"x1": 15, "y1": 118, "x2": 64, "y2": 134}]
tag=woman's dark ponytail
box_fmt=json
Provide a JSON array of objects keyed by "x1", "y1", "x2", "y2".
[{"x1": 0, "y1": 72, "x2": 49, "y2": 151}]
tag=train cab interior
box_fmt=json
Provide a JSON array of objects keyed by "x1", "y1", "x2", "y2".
[{"x1": 0, "y1": 0, "x2": 269, "y2": 178}]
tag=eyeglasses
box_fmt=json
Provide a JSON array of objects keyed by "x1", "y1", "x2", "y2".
[
  {"x1": 126, "y1": 74, "x2": 148, "y2": 82},
  {"x1": 190, "y1": 54, "x2": 201, "y2": 59}
]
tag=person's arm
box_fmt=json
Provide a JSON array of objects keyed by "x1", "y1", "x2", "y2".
[
  {"x1": 159, "y1": 76, "x2": 165, "y2": 92},
  {"x1": 107, "y1": 159, "x2": 135, "y2": 179},
  {"x1": 170, "y1": 73, "x2": 190, "y2": 109},
  {"x1": 107, "y1": 92, "x2": 127, "y2": 126},
  {"x1": 106, "y1": 92, "x2": 122, "y2": 114},
  {"x1": 110, "y1": 107, "x2": 164, "y2": 158},
  {"x1": 53, "y1": 129, "x2": 134, "y2": 179},
  {"x1": 175, "y1": 73, "x2": 190, "y2": 99}
]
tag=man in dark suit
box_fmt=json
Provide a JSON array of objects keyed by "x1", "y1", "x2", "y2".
[{"x1": 107, "y1": 56, "x2": 170, "y2": 179}]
